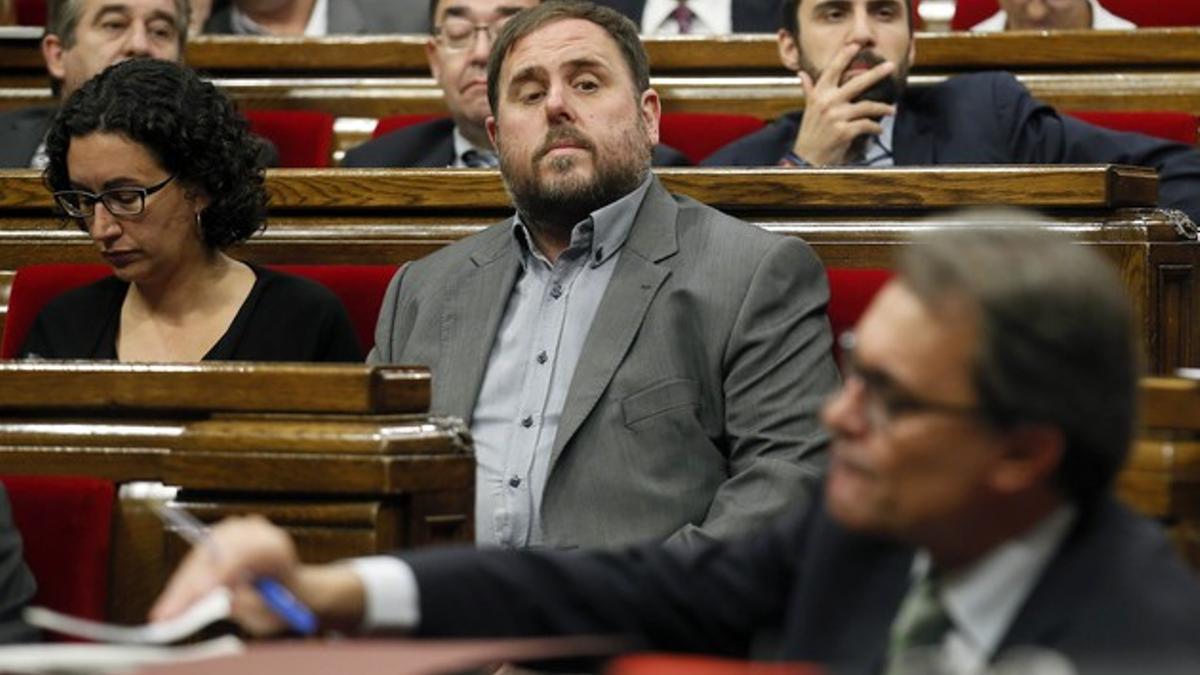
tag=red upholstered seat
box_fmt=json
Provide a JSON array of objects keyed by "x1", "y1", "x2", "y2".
[
  {"x1": 609, "y1": 653, "x2": 821, "y2": 675},
  {"x1": 14, "y1": 0, "x2": 46, "y2": 26},
  {"x1": 659, "y1": 113, "x2": 766, "y2": 164},
  {"x1": 1068, "y1": 110, "x2": 1199, "y2": 145},
  {"x1": 952, "y1": 0, "x2": 1200, "y2": 30},
  {"x1": 2, "y1": 475, "x2": 115, "y2": 626},
  {"x1": 826, "y1": 268, "x2": 892, "y2": 361},
  {"x1": 371, "y1": 114, "x2": 446, "y2": 139},
  {"x1": 0, "y1": 264, "x2": 399, "y2": 359},
  {"x1": 242, "y1": 110, "x2": 336, "y2": 168},
  {"x1": 1094, "y1": 0, "x2": 1200, "y2": 27}
]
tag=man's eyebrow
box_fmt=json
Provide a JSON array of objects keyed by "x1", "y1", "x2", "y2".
[
  {"x1": 507, "y1": 64, "x2": 546, "y2": 90},
  {"x1": 91, "y1": 5, "x2": 133, "y2": 22}
]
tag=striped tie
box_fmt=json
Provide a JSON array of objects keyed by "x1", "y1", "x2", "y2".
[
  {"x1": 885, "y1": 574, "x2": 952, "y2": 674},
  {"x1": 671, "y1": 1, "x2": 695, "y2": 34}
]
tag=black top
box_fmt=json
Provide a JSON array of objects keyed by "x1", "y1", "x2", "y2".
[{"x1": 20, "y1": 265, "x2": 363, "y2": 362}]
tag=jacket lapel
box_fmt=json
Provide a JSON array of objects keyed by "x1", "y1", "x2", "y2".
[
  {"x1": 0, "y1": 108, "x2": 53, "y2": 168},
  {"x1": 434, "y1": 224, "x2": 520, "y2": 422},
  {"x1": 549, "y1": 178, "x2": 678, "y2": 467}
]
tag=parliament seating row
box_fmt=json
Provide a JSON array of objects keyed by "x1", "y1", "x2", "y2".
[{"x1": 0, "y1": 166, "x2": 1192, "y2": 373}]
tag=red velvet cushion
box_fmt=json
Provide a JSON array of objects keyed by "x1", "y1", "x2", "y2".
[
  {"x1": 826, "y1": 268, "x2": 892, "y2": 361},
  {"x1": 14, "y1": 0, "x2": 46, "y2": 26},
  {"x1": 608, "y1": 654, "x2": 822, "y2": 675},
  {"x1": 1, "y1": 475, "x2": 115, "y2": 626},
  {"x1": 659, "y1": 113, "x2": 766, "y2": 164},
  {"x1": 1, "y1": 264, "x2": 399, "y2": 359},
  {"x1": 1068, "y1": 110, "x2": 1199, "y2": 145},
  {"x1": 953, "y1": 0, "x2": 1200, "y2": 30},
  {"x1": 1098, "y1": 0, "x2": 1200, "y2": 27},
  {"x1": 951, "y1": 0, "x2": 1001, "y2": 30},
  {"x1": 372, "y1": 114, "x2": 446, "y2": 139},
  {"x1": 243, "y1": 110, "x2": 336, "y2": 168}
]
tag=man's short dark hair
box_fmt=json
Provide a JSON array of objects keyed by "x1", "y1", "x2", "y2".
[
  {"x1": 44, "y1": 58, "x2": 267, "y2": 249},
  {"x1": 898, "y1": 222, "x2": 1139, "y2": 506},
  {"x1": 486, "y1": 0, "x2": 649, "y2": 116},
  {"x1": 780, "y1": 0, "x2": 912, "y2": 36}
]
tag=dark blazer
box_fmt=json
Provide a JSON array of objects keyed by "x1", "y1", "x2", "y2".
[
  {"x1": 702, "y1": 71, "x2": 1200, "y2": 224},
  {"x1": 369, "y1": 176, "x2": 837, "y2": 548},
  {"x1": 204, "y1": 0, "x2": 429, "y2": 34},
  {"x1": 403, "y1": 493, "x2": 1200, "y2": 673},
  {"x1": 0, "y1": 107, "x2": 54, "y2": 169},
  {"x1": 595, "y1": 0, "x2": 785, "y2": 32},
  {"x1": 0, "y1": 484, "x2": 37, "y2": 644},
  {"x1": 344, "y1": 117, "x2": 693, "y2": 168}
]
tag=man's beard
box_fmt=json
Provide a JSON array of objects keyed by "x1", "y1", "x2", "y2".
[
  {"x1": 499, "y1": 121, "x2": 652, "y2": 234},
  {"x1": 801, "y1": 49, "x2": 908, "y2": 107}
]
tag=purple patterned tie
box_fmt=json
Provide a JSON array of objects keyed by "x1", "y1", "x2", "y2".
[{"x1": 671, "y1": 1, "x2": 695, "y2": 35}]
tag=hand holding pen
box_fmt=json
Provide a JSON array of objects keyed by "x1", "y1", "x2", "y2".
[{"x1": 150, "y1": 503, "x2": 318, "y2": 636}]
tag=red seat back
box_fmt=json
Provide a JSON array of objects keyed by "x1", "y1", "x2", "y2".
[
  {"x1": 609, "y1": 653, "x2": 821, "y2": 675},
  {"x1": 2, "y1": 476, "x2": 115, "y2": 627},
  {"x1": 951, "y1": 0, "x2": 1000, "y2": 30},
  {"x1": 826, "y1": 268, "x2": 892, "y2": 361},
  {"x1": 1068, "y1": 110, "x2": 1199, "y2": 145},
  {"x1": 14, "y1": 0, "x2": 46, "y2": 25},
  {"x1": 1097, "y1": 0, "x2": 1200, "y2": 27},
  {"x1": 659, "y1": 113, "x2": 766, "y2": 164},
  {"x1": 243, "y1": 110, "x2": 336, "y2": 168},
  {"x1": 0, "y1": 264, "x2": 399, "y2": 359},
  {"x1": 371, "y1": 114, "x2": 445, "y2": 139}
]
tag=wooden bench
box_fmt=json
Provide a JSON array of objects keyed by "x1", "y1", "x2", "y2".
[
  {"x1": 0, "y1": 362, "x2": 473, "y2": 624},
  {"x1": 0, "y1": 165, "x2": 1194, "y2": 372}
]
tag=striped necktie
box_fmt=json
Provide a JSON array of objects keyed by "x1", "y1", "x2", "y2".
[
  {"x1": 885, "y1": 574, "x2": 953, "y2": 674},
  {"x1": 671, "y1": 1, "x2": 695, "y2": 34}
]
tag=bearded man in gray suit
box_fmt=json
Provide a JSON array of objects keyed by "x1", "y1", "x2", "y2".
[{"x1": 369, "y1": 1, "x2": 838, "y2": 550}]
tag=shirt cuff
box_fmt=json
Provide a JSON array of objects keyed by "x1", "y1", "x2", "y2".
[{"x1": 348, "y1": 556, "x2": 421, "y2": 630}]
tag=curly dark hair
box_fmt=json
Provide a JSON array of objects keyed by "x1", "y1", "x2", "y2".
[{"x1": 44, "y1": 58, "x2": 267, "y2": 249}]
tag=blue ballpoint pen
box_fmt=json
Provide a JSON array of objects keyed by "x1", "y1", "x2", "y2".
[{"x1": 152, "y1": 503, "x2": 319, "y2": 636}]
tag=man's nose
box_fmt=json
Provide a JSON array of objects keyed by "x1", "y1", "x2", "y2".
[
  {"x1": 467, "y1": 27, "x2": 493, "y2": 64},
  {"x1": 821, "y1": 377, "x2": 871, "y2": 439},
  {"x1": 123, "y1": 22, "x2": 152, "y2": 56},
  {"x1": 544, "y1": 84, "x2": 574, "y2": 122},
  {"x1": 846, "y1": 7, "x2": 876, "y2": 46}
]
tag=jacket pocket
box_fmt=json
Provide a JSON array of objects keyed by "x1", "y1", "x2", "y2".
[{"x1": 621, "y1": 378, "x2": 701, "y2": 427}]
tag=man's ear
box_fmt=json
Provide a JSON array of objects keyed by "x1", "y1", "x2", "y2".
[
  {"x1": 989, "y1": 425, "x2": 1065, "y2": 495},
  {"x1": 486, "y1": 115, "x2": 498, "y2": 148},
  {"x1": 42, "y1": 33, "x2": 68, "y2": 82},
  {"x1": 425, "y1": 38, "x2": 443, "y2": 80},
  {"x1": 776, "y1": 28, "x2": 801, "y2": 72},
  {"x1": 640, "y1": 88, "x2": 661, "y2": 146}
]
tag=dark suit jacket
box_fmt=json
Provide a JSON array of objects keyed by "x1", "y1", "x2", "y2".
[
  {"x1": 403, "y1": 493, "x2": 1200, "y2": 673},
  {"x1": 0, "y1": 107, "x2": 54, "y2": 169},
  {"x1": 0, "y1": 484, "x2": 37, "y2": 644},
  {"x1": 344, "y1": 117, "x2": 693, "y2": 168},
  {"x1": 369, "y1": 177, "x2": 837, "y2": 548},
  {"x1": 702, "y1": 71, "x2": 1200, "y2": 224},
  {"x1": 595, "y1": 0, "x2": 784, "y2": 32},
  {"x1": 204, "y1": 0, "x2": 429, "y2": 34}
]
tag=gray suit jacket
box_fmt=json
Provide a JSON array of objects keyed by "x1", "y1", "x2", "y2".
[
  {"x1": 205, "y1": 0, "x2": 429, "y2": 34},
  {"x1": 369, "y1": 177, "x2": 837, "y2": 549},
  {"x1": 0, "y1": 107, "x2": 53, "y2": 169},
  {"x1": 0, "y1": 484, "x2": 37, "y2": 644}
]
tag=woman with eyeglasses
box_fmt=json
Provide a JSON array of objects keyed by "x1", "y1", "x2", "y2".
[{"x1": 20, "y1": 58, "x2": 362, "y2": 362}]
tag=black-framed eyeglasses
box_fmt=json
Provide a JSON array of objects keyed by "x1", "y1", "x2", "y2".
[
  {"x1": 434, "y1": 15, "x2": 513, "y2": 50},
  {"x1": 837, "y1": 332, "x2": 984, "y2": 431},
  {"x1": 52, "y1": 174, "x2": 176, "y2": 219}
]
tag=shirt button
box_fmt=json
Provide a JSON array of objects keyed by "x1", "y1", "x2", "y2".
[
  {"x1": 520, "y1": 415, "x2": 534, "y2": 428},
  {"x1": 536, "y1": 350, "x2": 548, "y2": 364},
  {"x1": 509, "y1": 476, "x2": 522, "y2": 488},
  {"x1": 550, "y1": 284, "x2": 563, "y2": 299}
]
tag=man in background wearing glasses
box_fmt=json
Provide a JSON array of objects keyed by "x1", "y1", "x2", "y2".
[{"x1": 344, "y1": 0, "x2": 687, "y2": 167}]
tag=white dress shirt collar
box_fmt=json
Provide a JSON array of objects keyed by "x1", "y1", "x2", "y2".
[{"x1": 909, "y1": 504, "x2": 1078, "y2": 673}]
